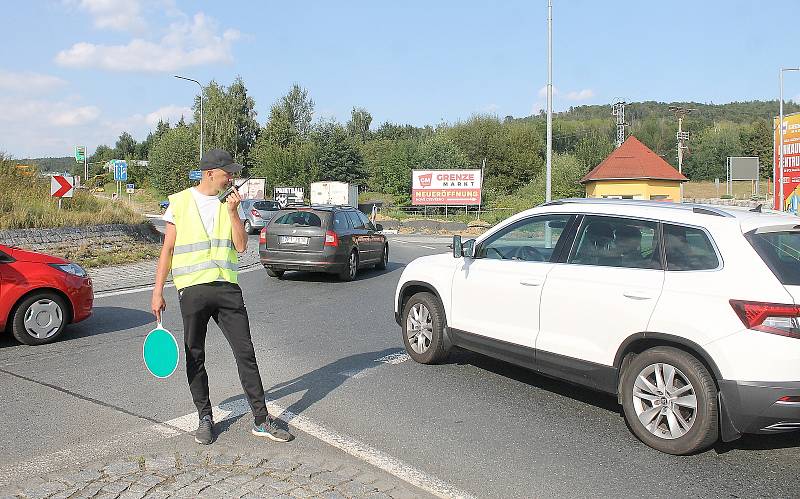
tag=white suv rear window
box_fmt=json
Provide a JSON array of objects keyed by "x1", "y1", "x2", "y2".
[{"x1": 747, "y1": 231, "x2": 800, "y2": 285}]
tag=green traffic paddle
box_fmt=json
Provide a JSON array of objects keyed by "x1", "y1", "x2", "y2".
[{"x1": 143, "y1": 322, "x2": 179, "y2": 378}]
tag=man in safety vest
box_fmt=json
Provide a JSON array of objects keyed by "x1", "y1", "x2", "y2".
[{"x1": 151, "y1": 148, "x2": 293, "y2": 445}]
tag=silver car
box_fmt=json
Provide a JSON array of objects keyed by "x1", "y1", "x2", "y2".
[{"x1": 241, "y1": 199, "x2": 280, "y2": 234}]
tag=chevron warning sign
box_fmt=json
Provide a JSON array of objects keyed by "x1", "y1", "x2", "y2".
[{"x1": 50, "y1": 175, "x2": 74, "y2": 198}]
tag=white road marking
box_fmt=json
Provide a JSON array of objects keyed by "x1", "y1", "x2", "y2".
[
  {"x1": 375, "y1": 352, "x2": 410, "y2": 364},
  {"x1": 268, "y1": 400, "x2": 475, "y2": 499},
  {"x1": 393, "y1": 239, "x2": 438, "y2": 250},
  {"x1": 94, "y1": 266, "x2": 263, "y2": 298},
  {"x1": 1, "y1": 351, "x2": 471, "y2": 498}
]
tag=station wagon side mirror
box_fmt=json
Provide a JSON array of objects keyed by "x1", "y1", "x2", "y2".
[{"x1": 375, "y1": 223, "x2": 383, "y2": 232}]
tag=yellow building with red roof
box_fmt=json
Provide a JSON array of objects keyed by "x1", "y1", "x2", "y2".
[{"x1": 580, "y1": 136, "x2": 688, "y2": 202}]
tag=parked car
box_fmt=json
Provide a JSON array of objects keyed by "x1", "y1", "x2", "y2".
[
  {"x1": 394, "y1": 198, "x2": 800, "y2": 455},
  {"x1": 241, "y1": 199, "x2": 281, "y2": 234},
  {"x1": 0, "y1": 244, "x2": 93, "y2": 345},
  {"x1": 259, "y1": 205, "x2": 388, "y2": 281}
]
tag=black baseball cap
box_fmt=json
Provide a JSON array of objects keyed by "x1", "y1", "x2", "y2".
[{"x1": 199, "y1": 148, "x2": 243, "y2": 173}]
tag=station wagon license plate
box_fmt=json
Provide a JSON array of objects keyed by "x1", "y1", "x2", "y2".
[{"x1": 279, "y1": 236, "x2": 309, "y2": 245}]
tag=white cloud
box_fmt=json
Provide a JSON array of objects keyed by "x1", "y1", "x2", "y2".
[
  {"x1": 55, "y1": 12, "x2": 240, "y2": 72},
  {"x1": 0, "y1": 70, "x2": 67, "y2": 93},
  {"x1": 481, "y1": 103, "x2": 499, "y2": 114},
  {"x1": 50, "y1": 106, "x2": 101, "y2": 126},
  {"x1": 538, "y1": 85, "x2": 558, "y2": 98},
  {"x1": 76, "y1": 0, "x2": 145, "y2": 32},
  {"x1": 565, "y1": 89, "x2": 595, "y2": 101},
  {"x1": 145, "y1": 105, "x2": 191, "y2": 127}
]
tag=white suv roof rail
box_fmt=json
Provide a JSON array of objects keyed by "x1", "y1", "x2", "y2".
[{"x1": 541, "y1": 198, "x2": 735, "y2": 218}]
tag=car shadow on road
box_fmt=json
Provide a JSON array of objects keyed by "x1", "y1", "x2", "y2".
[
  {"x1": 213, "y1": 347, "x2": 403, "y2": 436},
  {"x1": 0, "y1": 306, "x2": 156, "y2": 348},
  {"x1": 272, "y1": 262, "x2": 404, "y2": 283},
  {"x1": 444, "y1": 349, "x2": 800, "y2": 454},
  {"x1": 443, "y1": 348, "x2": 621, "y2": 413}
]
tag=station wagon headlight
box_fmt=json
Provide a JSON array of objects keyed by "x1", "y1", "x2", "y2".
[{"x1": 49, "y1": 263, "x2": 87, "y2": 278}]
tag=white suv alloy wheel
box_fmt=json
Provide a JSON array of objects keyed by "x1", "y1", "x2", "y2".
[{"x1": 632, "y1": 362, "x2": 697, "y2": 440}]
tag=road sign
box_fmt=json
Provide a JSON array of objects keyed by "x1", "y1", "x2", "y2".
[
  {"x1": 50, "y1": 175, "x2": 74, "y2": 198},
  {"x1": 188, "y1": 170, "x2": 202, "y2": 181},
  {"x1": 113, "y1": 160, "x2": 128, "y2": 181},
  {"x1": 74, "y1": 145, "x2": 85, "y2": 163},
  {"x1": 126, "y1": 183, "x2": 135, "y2": 194},
  {"x1": 143, "y1": 325, "x2": 179, "y2": 378}
]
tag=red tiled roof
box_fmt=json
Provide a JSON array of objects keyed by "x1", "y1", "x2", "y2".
[{"x1": 580, "y1": 136, "x2": 688, "y2": 184}]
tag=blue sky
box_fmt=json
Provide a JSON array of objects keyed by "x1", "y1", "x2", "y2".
[{"x1": 2, "y1": 0, "x2": 799, "y2": 158}]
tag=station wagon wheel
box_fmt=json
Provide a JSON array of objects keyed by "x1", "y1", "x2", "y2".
[
  {"x1": 376, "y1": 244, "x2": 388, "y2": 270},
  {"x1": 621, "y1": 346, "x2": 718, "y2": 455},
  {"x1": 402, "y1": 292, "x2": 449, "y2": 364},
  {"x1": 339, "y1": 250, "x2": 359, "y2": 281},
  {"x1": 11, "y1": 292, "x2": 69, "y2": 345},
  {"x1": 244, "y1": 220, "x2": 253, "y2": 234}
]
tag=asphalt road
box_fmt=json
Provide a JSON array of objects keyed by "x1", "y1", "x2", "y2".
[{"x1": 1, "y1": 238, "x2": 799, "y2": 498}]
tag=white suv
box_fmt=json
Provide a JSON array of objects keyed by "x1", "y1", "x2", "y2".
[{"x1": 394, "y1": 199, "x2": 800, "y2": 454}]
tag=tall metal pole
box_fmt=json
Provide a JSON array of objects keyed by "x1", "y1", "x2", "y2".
[
  {"x1": 174, "y1": 75, "x2": 204, "y2": 160},
  {"x1": 677, "y1": 115, "x2": 684, "y2": 201},
  {"x1": 545, "y1": 0, "x2": 553, "y2": 202}
]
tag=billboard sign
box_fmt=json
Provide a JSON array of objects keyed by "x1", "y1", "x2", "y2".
[
  {"x1": 412, "y1": 169, "x2": 482, "y2": 206},
  {"x1": 774, "y1": 113, "x2": 800, "y2": 211},
  {"x1": 274, "y1": 187, "x2": 304, "y2": 208},
  {"x1": 74, "y1": 145, "x2": 85, "y2": 163},
  {"x1": 238, "y1": 178, "x2": 266, "y2": 200}
]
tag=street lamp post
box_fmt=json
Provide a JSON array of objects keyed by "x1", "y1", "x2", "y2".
[
  {"x1": 545, "y1": 0, "x2": 553, "y2": 203},
  {"x1": 174, "y1": 75, "x2": 203, "y2": 160}
]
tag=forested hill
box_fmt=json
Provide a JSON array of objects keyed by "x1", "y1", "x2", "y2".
[{"x1": 541, "y1": 100, "x2": 800, "y2": 126}]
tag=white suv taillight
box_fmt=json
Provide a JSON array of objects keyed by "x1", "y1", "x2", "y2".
[
  {"x1": 251, "y1": 208, "x2": 262, "y2": 218},
  {"x1": 730, "y1": 300, "x2": 800, "y2": 339}
]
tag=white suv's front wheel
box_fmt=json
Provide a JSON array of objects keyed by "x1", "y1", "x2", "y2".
[
  {"x1": 402, "y1": 292, "x2": 449, "y2": 364},
  {"x1": 621, "y1": 346, "x2": 719, "y2": 455}
]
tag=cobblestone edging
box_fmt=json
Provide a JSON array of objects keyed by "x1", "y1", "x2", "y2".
[
  {"x1": 0, "y1": 452, "x2": 416, "y2": 499},
  {"x1": 0, "y1": 224, "x2": 163, "y2": 253}
]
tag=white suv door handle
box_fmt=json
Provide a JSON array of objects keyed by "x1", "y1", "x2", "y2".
[
  {"x1": 623, "y1": 291, "x2": 653, "y2": 300},
  {"x1": 520, "y1": 279, "x2": 543, "y2": 287}
]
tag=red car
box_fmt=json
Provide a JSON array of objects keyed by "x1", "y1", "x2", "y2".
[{"x1": 0, "y1": 244, "x2": 93, "y2": 345}]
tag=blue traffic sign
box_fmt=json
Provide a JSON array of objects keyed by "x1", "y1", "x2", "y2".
[
  {"x1": 188, "y1": 170, "x2": 202, "y2": 181},
  {"x1": 113, "y1": 160, "x2": 128, "y2": 181}
]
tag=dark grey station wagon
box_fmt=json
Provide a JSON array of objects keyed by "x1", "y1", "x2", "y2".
[{"x1": 259, "y1": 205, "x2": 388, "y2": 281}]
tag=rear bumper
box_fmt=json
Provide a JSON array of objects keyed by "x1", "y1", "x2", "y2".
[
  {"x1": 260, "y1": 249, "x2": 345, "y2": 273},
  {"x1": 719, "y1": 380, "x2": 800, "y2": 436}
]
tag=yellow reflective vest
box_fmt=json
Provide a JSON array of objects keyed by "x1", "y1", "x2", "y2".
[{"x1": 168, "y1": 188, "x2": 238, "y2": 290}]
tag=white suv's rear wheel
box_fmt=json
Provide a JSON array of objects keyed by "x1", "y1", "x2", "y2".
[{"x1": 621, "y1": 346, "x2": 718, "y2": 455}]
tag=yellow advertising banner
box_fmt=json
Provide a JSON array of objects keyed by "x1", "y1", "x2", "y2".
[{"x1": 774, "y1": 112, "x2": 800, "y2": 211}]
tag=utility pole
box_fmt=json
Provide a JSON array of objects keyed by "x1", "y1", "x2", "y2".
[
  {"x1": 669, "y1": 106, "x2": 694, "y2": 201},
  {"x1": 611, "y1": 101, "x2": 627, "y2": 148},
  {"x1": 545, "y1": 0, "x2": 553, "y2": 202}
]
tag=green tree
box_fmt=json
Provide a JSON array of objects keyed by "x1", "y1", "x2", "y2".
[
  {"x1": 312, "y1": 123, "x2": 366, "y2": 184},
  {"x1": 347, "y1": 107, "x2": 373, "y2": 143},
  {"x1": 193, "y1": 77, "x2": 259, "y2": 163},
  {"x1": 148, "y1": 126, "x2": 200, "y2": 196},
  {"x1": 684, "y1": 122, "x2": 743, "y2": 180},
  {"x1": 264, "y1": 84, "x2": 314, "y2": 147},
  {"x1": 249, "y1": 135, "x2": 318, "y2": 192},
  {"x1": 574, "y1": 133, "x2": 614, "y2": 170},
  {"x1": 114, "y1": 132, "x2": 137, "y2": 158},
  {"x1": 740, "y1": 119, "x2": 773, "y2": 178},
  {"x1": 87, "y1": 145, "x2": 116, "y2": 176}
]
